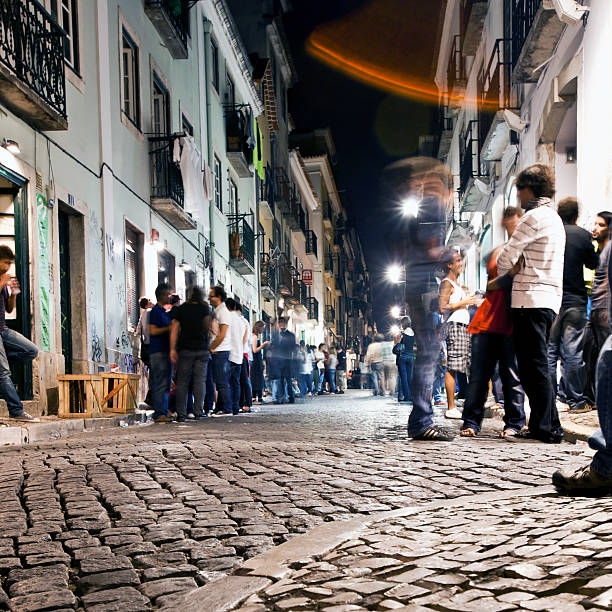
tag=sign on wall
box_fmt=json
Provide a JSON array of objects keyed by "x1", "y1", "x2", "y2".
[
  {"x1": 36, "y1": 193, "x2": 51, "y2": 352},
  {"x1": 302, "y1": 269, "x2": 313, "y2": 286}
]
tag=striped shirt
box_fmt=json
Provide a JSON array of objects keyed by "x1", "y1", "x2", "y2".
[{"x1": 497, "y1": 199, "x2": 565, "y2": 313}]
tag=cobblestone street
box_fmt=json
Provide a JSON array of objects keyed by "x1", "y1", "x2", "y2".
[{"x1": 0, "y1": 390, "x2": 604, "y2": 611}]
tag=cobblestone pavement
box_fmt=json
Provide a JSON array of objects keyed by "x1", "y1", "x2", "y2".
[{"x1": 0, "y1": 391, "x2": 594, "y2": 611}]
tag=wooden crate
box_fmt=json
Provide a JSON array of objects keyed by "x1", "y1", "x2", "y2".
[
  {"x1": 57, "y1": 375, "x2": 103, "y2": 419},
  {"x1": 100, "y1": 373, "x2": 139, "y2": 414}
]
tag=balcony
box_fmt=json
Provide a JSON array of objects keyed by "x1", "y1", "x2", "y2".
[
  {"x1": 322, "y1": 198, "x2": 333, "y2": 230},
  {"x1": 259, "y1": 165, "x2": 274, "y2": 220},
  {"x1": 461, "y1": 0, "x2": 489, "y2": 55},
  {"x1": 477, "y1": 39, "x2": 516, "y2": 162},
  {"x1": 274, "y1": 167, "x2": 291, "y2": 215},
  {"x1": 0, "y1": 0, "x2": 68, "y2": 131},
  {"x1": 458, "y1": 120, "x2": 489, "y2": 212},
  {"x1": 290, "y1": 279, "x2": 308, "y2": 314},
  {"x1": 149, "y1": 136, "x2": 196, "y2": 230},
  {"x1": 278, "y1": 260, "x2": 296, "y2": 296},
  {"x1": 324, "y1": 305, "x2": 335, "y2": 327},
  {"x1": 285, "y1": 185, "x2": 302, "y2": 231},
  {"x1": 306, "y1": 297, "x2": 319, "y2": 322},
  {"x1": 511, "y1": 0, "x2": 564, "y2": 83},
  {"x1": 228, "y1": 216, "x2": 255, "y2": 275},
  {"x1": 225, "y1": 105, "x2": 253, "y2": 178},
  {"x1": 324, "y1": 252, "x2": 334, "y2": 274},
  {"x1": 305, "y1": 230, "x2": 318, "y2": 260},
  {"x1": 437, "y1": 98, "x2": 454, "y2": 159},
  {"x1": 260, "y1": 253, "x2": 276, "y2": 300},
  {"x1": 447, "y1": 35, "x2": 466, "y2": 107},
  {"x1": 145, "y1": 0, "x2": 189, "y2": 59}
]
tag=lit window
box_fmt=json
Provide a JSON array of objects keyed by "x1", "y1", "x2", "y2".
[
  {"x1": 51, "y1": 0, "x2": 80, "y2": 73},
  {"x1": 214, "y1": 155, "x2": 222, "y2": 211}
]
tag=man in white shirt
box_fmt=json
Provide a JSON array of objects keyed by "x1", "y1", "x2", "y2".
[
  {"x1": 225, "y1": 298, "x2": 248, "y2": 415},
  {"x1": 497, "y1": 164, "x2": 566, "y2": 443},
  {"x1": 239, "y1": 308, "x2": 252, "y2": 411},
  {"x1": 208, "y1": 286, "x2": 232, "y2": 414}
]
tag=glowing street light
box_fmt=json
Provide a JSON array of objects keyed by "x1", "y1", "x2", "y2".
[
  {"x1": 387, "y1": 264, "x2": 404, "y2": 284},
  {"x1": 390, "y1": 305, "x2": 401, "y2": 319},
  {"x1": 401, "y1": 196, "x2": 420, "y2": 217},
  {"x1": 390, "y1": 324, "x2": 400, "y2": 336}
]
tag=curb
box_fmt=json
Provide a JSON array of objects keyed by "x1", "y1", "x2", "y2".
[
  {"x1": 0, "y1": 412, "x2": 147, "y2": 446},
  {"x1": 560, "y1": 415, "x2": 597, "y2": 444}
]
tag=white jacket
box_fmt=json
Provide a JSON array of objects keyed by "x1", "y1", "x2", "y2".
[{"x1": 497, "y1": 198, "x2": 565, "y2": 313}]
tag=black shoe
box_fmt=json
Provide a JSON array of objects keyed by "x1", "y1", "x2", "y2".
[
  {"x1": 516, "y1": 427, "x2": 564, "y2": 444},
  {"x1": 176, "y1": 417, "x2": 186, "y2": 423},
  {"x1": 568, "y1": 403, "x2": 593, "y2": 414},
  {"x1": 411, "y1": 426, "x2": 455, "y2": 441},
  {"x1": 553, "y1": 464, "x2": 612, "y2": 496}
]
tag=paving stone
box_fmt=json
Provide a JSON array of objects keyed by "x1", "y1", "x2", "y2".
[
  {"x1": 520, "y1": 593, "x2": 587, "y2": 611},
  {"x1": 137, "y1": 576, "x2": 197, "y2": 601},
  {"x1": 142, "y1": 564, "x2": 198, "y2": 581},
  {"x1": 9, "y1": 575, "x2": 69, "y2": 597},
  {"x1": 8, "y1": 589, "x2": 76, "y2": 611},
  {"x1": 81, "y1": 586, "x2": 150, "y2": 606},
  {"x1": 505, "y1": 563, "x2": 548, "y2": 580},
  {"x1": 79, "y1": 555, "x2": 133, "y2": 574},
  {"x1": 77, "y1": 569, "x2": 140, "y2": 593}
]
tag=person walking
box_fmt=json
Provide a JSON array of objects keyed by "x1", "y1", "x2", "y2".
[
  {"x1": 169, "y1": 286, "x2": 211, "y2": 421},
  {"x1": 226, "y1": 298, "x2": 246, "y2": 416},
  {"x1": 394, "y1": 316, "x2": 415, "y2": 403},
  {"x1": 238, "y1": 306, "x2": 252, "y2": 412},
  {"x1": 583, "y1": 211, "x2": 612, "y2": 408},
  {"x1": 298, "y1": 341, "x2": 314, "y2": 397},
  {"x1": 250, "y1": 321, "x2": 268, "y2": 404},
  {"x1": 460, "y1": 207, "x2": 526, "y2": 438},
  {"x1": 497, "y1": 164, "x2": 566, "y2": 443},
  {"x1": 547, "y1": 198, "x2": 599, "y2": 415},
  {"x1": 148, "y1": 283, "x2": 173, "y2": 423},
  {"x1": 336, "y1": 346, "x2": 347, "y2": 394},
  {"x1": 270, "y1": 317, "x2": 296, "y2": 404},
  {"x1": 439, "y1": 250, "x2": 477, "y2": 419},
  {"x1": 381, "y1": 335, "x2": 397, "y2": 397},
  {"x1": 326, "y1": 347, "x2": 338, "y2": 394},
  {"x1": 208, "y1": 286, "x2": 232, "y2": 415},
  {"x1": 364, "y1": 334, "x2": 385, "y2": 396},
  {"x1": 314, "y1": 343, "x2": 326, "y2": 394}
]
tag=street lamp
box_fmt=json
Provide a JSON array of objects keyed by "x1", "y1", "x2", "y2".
[
  {"x1": 401, "y1": 196, "x2": 420, "y2": 217},
  {"x1": 390, "y1": 324, "x2": 400, "y2": 336},
  {"x1": 390, "y1": 305, "x2": 401, "y2": 319},
  {"x1": 387, "y1": 264, "x2": 403, "y2": 284}
]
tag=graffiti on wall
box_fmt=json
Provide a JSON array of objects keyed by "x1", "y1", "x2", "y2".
[
  {"x1": 36, "y1": 194, "x2": 51, "y2": 352},
  {"x1": 88, "y1": 211, "x2": 105, "y2": 363}
]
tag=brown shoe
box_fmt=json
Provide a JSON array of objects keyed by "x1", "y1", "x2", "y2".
[
  {"x1": 154, "y1": 415, "x2": 173, "y2": 424},
  {"x1": 553, "y1": 464, "x2": 612, "y2": 496}
]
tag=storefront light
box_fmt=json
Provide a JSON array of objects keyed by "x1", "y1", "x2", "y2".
[
  {"x1": 1, "y1": 139, "x2": 20, "y2": 155},
  {"x1": 180, "y1": 259, "x2": 192, "y2": 271}
]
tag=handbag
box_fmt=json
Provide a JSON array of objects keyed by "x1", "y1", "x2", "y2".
[{"x1": 392, "y1": 341, "x2": 406, "y2": 356}]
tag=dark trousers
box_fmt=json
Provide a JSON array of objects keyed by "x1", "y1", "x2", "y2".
[
  {"x1": 240, "y1": 356, "x2": 252, "y2": 408},
  {"x1": 204, "y1": 357, "x2": 215, "y2": 413},
  {"x1": 547, "y1": 306, "x2": 588, "y2": 408},
  {"x1": 512, "y1": 308, "x2": 563, "y2": 441},
  {"x1": 211, "y1": 351, "x2": 231, "y2": 413},
  {"x1": 175, "y1": 350, "x2": 208, "y2": 418},
  {"x1": 397, "y1": 354, "x2": 413, "y2": 401},
  {"x1": 584, "y1": 308, "x2": 611, "y2": 405},
  {"x1": 462, "y1": 333, "x2": 525, "y2": 434},
  {"x1": 229, "y1": 361, "x2": 241, "y2": 414}
]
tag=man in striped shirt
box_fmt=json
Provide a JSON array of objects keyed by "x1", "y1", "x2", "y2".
[{"x1": 497, "y1": 164, "x2": 565, "y2": 443}]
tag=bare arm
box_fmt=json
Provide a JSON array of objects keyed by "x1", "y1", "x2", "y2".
[
  {"x1": 5, "y1": 292, "x2": 16, "y2": 314},
  {"x1": 150, "y1": 323, "x2": 171, "y2": 336},
  {"x1": 170, "y1": 320, "x2": 180, "y2": 364},
  {"x1": 210, "y1": 323, "x2": 227, "y2": 353},
  {"x1": 439, "y1": 280, "x2": 477, "y2": 313}
]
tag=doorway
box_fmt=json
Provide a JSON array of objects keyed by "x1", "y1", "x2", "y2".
[{"x1": 58, "y1": 209, "x2": 72, "y2": 373}]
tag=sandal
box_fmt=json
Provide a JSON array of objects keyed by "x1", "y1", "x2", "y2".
[
  {"x1": 460, "y1": 427, "x2": 477, "y2": 437},
  {"x1": 500, "y1": 428, "x2": 519, "y2": 439}
]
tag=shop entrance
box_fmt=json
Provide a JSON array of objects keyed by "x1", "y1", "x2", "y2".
[{"x1": 0, "y1": 165, "x2": 32, "y2": 399}]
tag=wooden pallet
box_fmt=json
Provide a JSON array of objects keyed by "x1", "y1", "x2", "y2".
[
  {"x1": 57, "y1": 375, "x2": 103, "y2": 419},
  {"x1": 100, "y1": 373, "x2": 139, "y2": 413}
]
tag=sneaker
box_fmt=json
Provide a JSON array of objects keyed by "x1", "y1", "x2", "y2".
[
  {"x1": 11, "y1": 411, "x2": 40, "y2": 422},
  {"x1": 445, "y1": 408, "x2": 463, "y2": 420},
  {"x1": 187, "y1": 413, "x2": 196, "y2": 420},
  {"x1": 154, "y1": 415, "x2": 173, "y2": 424},
  {"x1": 553, "y1": 464, "x2": 612, "y2": 496},
  {"x1": 568, "y1": 403, "x2": 593, "y2": 414},
  {"x1": 176, "y1": 417, "x2": 186, "y2": 423},
  {"x1": 411, "y1": 426, "x2": 455, "y2": 441},
  {"x1": 434, "y1": 399, "x2": 446, "y2": 406},
  {"x1": 138, "y1": 402, "x2": 152, "y2": 411}
]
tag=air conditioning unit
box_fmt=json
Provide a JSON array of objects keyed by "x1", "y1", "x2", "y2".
[{"x1": 550, "y1": 0, "x2": 589, "y2": 25}]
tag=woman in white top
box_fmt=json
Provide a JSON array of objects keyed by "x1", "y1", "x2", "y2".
[{"x1": 439, "y1": 250, "x2": 477, "y2": 419}]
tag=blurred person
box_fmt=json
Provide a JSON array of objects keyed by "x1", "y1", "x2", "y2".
[
  {"x1": 167, "y1": 293, "x2": 181, "y2": 316},
  {"x1": 169, "y1": 286, "x2": 211, "y2": 421},
  {"x1": 238, "y1": 307, "x2": 252, "y2": 412},
  {"x1": 381, "y1": 334, "x2": 397, "y2": 397},
  {"x1": 314, "y1": 343, "x2": 326, "y2": 394},
  {"x1": 336, "y1": 346, "x2": 347, "y2": 394},
  {"x1": 364, "y1": 333, "x2": 385, "y2": 396},
  {"x1": 432, "y1": 312, "x2": 446, "y2": 406},
  {"x1": 208, "y1": 285, "x2": 232, "y2": 415},
  {"x1": 460, "y1": 207, "x2": 526, "y2": 438},
  {"x1": 326, "y1": 347, "x2": 338, "y2": 394},
  {"x1": 250, "y1": 321, "x2": 268, "y2": 404},
  {"x1": 298, "y1": 341, "x2": 314, "y2": 397},
  {"x1": 149, "y1": 283, "x2": 173, "y2": 423},
  {"x1": 394, "y1": 316, "x2": 415, "y2": 403},
  {"x1": 497, "y1": 164, "x2": 565, "y2": 443},
  {"x1": 226, "y1": 298, "x2": 247, "y2": 416},
  {"x1": 583, "y1": 211, "x2": 612, "y2": 408},
  {"x1": 547, "y1": 198, "x2": 598, "y2": 414},
  {"x1": 135, "y1": 296, "x2": 153, "y2": 409},
  {"x1": 439, "y1": 250, "x2": 477, "y2": 419},
  {"x1": 383, "y1": 157, "x2": 456, "y2": 440},
  {"x1": 270, "y1": 317, "x2": 297, "y2": 404}
]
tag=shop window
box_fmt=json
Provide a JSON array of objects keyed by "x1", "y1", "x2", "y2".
[
  {"x1": 125, "y1": 225, "x2": 143, "y2": 331},
  {"x1": 158, "y1": 250, "x2": 175, "y2": 290}
]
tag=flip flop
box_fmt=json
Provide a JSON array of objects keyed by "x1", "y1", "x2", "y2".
[{"x1": 460, "y1": 427, "x2": 477, "y2": 437}]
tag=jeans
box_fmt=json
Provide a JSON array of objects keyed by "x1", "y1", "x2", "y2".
[
  {"x1": 327, "y1": 369, "x2": 336, "y2": 393},
  {"x1": 462, "y1": 333, "x2": 525, "y2": 434},
  {"x1": 512, "y1": 308, "x2": 563, "y2": 441},
  {"x1": 273, "y1": 359, "x2": 294, "y2": 403},
  {"x1": 298, "y1": 373, "x2": 312, "y2": 396},
  {"x1": 384, "y1": 362, "x2": 397, "y2": 397},
  {"x1": 175, "y1": 350, "x2": 208, "y2": 418},
  {"x1": 491, "y1": 366, "x2": 504, "y2": 407},
  {"x1": 336, "y1": 370, "x2": 347, "y2": 391},
  {"x1": 589, "y1": 335, "x2": 612, "y2": 477},
  {"x1": 547, "y1": 306, "x2": 588, "y2": 408},
  {"x1": 0, "y1": 328, "x2": 38, "y2": 416},
  {"x1": 149, "y1": 352, "x2": 171, "y2": 419},
  {"x1": 240, "y1": 357, "x2": 252, "y2": 408},
  {"x1": 229, "y1": 361, "x2": 241, "y2": 414},
  {"x1": 432, "y1": 347, "x2": 446, "y2": 402},
  {"x1": 211, "y1": 351, "x2": 231, "y2": 413},
  {"x1": 370, "y1": 362, "x2": 384, "y2": 395},
  {"x1": 584, "y1": 308, "x2": 611, "y2": 405},
  {"x1": 204, "y1": 356, "x2": 215, "y2": 413},
  {"x1": 397, "y1": 354, "x2": 413, "y2": 401},
  {"x1": 407, "y1": 293, "x2": 439, "y2": 436}
]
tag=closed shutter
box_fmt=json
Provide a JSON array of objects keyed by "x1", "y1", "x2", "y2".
[{"x1": 125, "y1": 229, "x2": 139, "y2": 330}]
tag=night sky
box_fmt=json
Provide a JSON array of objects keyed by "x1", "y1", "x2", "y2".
[{"x1": 284, "y1": 0, "x2": 443, "y2": 331}]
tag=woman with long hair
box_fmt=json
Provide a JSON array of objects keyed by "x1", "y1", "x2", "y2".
[{"x1": 251, "y1": 321, "x2": 269, "y2": 404}]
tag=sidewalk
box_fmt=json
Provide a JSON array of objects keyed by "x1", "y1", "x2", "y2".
[{"x1": 558, "y1": 404, "x2": 599, "y2": 444}]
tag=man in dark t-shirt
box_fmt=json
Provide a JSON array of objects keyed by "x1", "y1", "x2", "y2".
[
  {"x1": 548, "y1": 199, "x2": 598, "y2": 413},
  {"x1": 170, "y1": 287, "x2": 211, "y2": 420},
  {"x1": 149, "y1": 283, "x2": 172, "y2": 422}
]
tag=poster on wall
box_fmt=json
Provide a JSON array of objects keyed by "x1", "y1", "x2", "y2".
[
  {"x1": 36, "y1": 193, "x2": 51, "y2": 352},
  {"x1": 302, "y1": 269, "x2": 313, "y2": 286}
]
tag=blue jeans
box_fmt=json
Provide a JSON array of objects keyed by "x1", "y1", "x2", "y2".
[
  {"x1": 0, "y1": 328, "x2": 38, "y2": 416},
  {"x1": 548, "y1": 306, "x2": 588, "y2": 409},
  {"x1": 327, "y1": 369, "x2": 336, "y2": 393},
  {"x1": 432, "y1": 347, "x2": 446, "y2": 402},
  {"x1": 175, "y1": 350, "x2": 208, "y2": 418},
  {"x1": 240, "y1": 357, "x2": 252, "y2": 408},
  {"x1": 407, "y1": 293, "x2": 439, "y2": 436},
  {"x1": 370, "y1": 362, "x2": 384, "y2": 395},
  {"x1": 204, "y1": 356, "x2": 214, "y2": 413},
  {"x1": 316, "y1": 369, "x2": 325, "y2": 392},
  {"x1": 149, "y1": 352, "x2": 171, "y2": 419},
  {"x1": 273, "y1": 359, "x2": 294, "y2": 403},
  {"x1": 397, "y1": 355, "x2": 413, "y2": 402},
  {"x1": 589, "y1": 335, "x2": 612, "y2": 478},
  {"x1": 229, "y1": 361, "x2": 241, "y2": 414},
  {"x1": 211, "y1": 351, "x2": 231, "y2": 413},
  {"x1": 298, "y1": 373, "x2": 312, "y2": 396}
]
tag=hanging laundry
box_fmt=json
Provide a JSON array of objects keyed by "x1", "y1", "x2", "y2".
[
  {"x1": 203, "y1": 161, "x2": 213, "y2": 201},
  {"x1": 178, "y1": 135, "x2": 209, "y2": 232}
]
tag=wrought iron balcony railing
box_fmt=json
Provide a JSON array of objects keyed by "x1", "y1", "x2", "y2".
[
  {"x1": 511, "y1": 0, "x2": 541, "y2": 70},
  {"x1": 228, "y1": 215, "x2": 255, "y2": 274},
  {"x1": 0, "y1": 0, "x2": 67, "y2": 130},
  {"x1": 305, "y1": 230, "x2": 318, "y2": 258},
  {"x1": 458, "y1": 120, "x2": 486, "y2": 199},
  {"x1": 447, "y1": 35, "x2": 465, "y2": 99},
  {"x1": 274, "y1": 167, "x2": 291, "y2": 213},
  {"x1": 260, "y1": 252, "x2": 277, "y2": 299},
  {"x1": 145, "y1": 0, "x2": 189, "y2": 59},
  {"x1": 325, "y1": 304, "x2": 335, "y2": 326},
  {"x1": 259, "y1": 164, "x2": 274, "y2": 214},
  {"x1": 225, "y1": 105, "x2": 253, "y2": 178},
  {"x1": 307, "y1": 296, "x2": 319, "y2": 321},
  {"x1": 324, "y1": 251, "x2": 334, "y2": 274}
]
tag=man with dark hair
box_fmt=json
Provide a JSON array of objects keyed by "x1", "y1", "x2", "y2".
[
  {"x1": 497, "y1": 165, "x2": 566, "y2": 443},
  {"x1": 584, "y1": 211, "x2": 612, "y2": 407},
  {"x1": 226, "y1": 298, "x2": 247, "y2": 415},
  {"x1": 0, "y1": 246, "x2": 38, "y2": 421},
  {"x1": 208, "y1": 285, "x2": 232, "y2": 414},
  {"x1": 547, "y1": 198, "x2": 598, "y2": 414},
  {"x1": 149, "y1": 283, "x2": 173, "y2": 423}
]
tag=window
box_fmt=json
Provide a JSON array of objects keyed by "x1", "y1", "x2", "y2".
[
  {"x1": 125, "y1": 225, "x2": 142, "y2": 331},
  {"x1": 214, "y1": 155, "x2": 222, "y2": 211},
  {"x1": 158, "y1": 250, "x2": 175, "y2": 290},
  {"x1": 51, "y1": 0, "x2": 79, "y2": 73},
  {"x1": 152, "y1": 75, "x2": 169, "y2": 136},
  {"x1": 211, "y1": 39, "x2": 219, "y2": 93},
  {"x1": 226, "y1": 73, "x2": 235, "y2": 106},
  {"x1": 229, "y1": 179, "x2": 238, "y2": 216},
  {"x1": 121, "y1": 29, "x2": 140, "y2": 128},
  {"x1": 181, "y1": 114, "x2": 193, "y2": 136}
]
